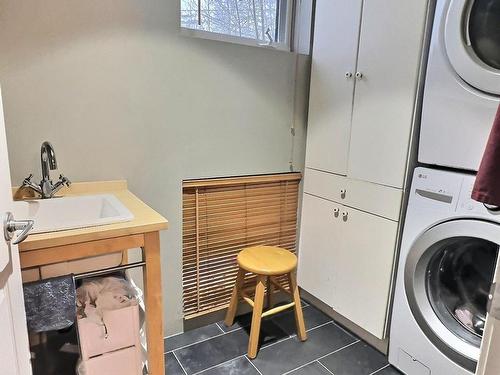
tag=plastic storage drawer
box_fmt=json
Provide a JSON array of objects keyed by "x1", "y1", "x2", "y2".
[
  {"x1": 77, "y1": 304, "x2": 140, "y2": 360},
  {"x1": 80, "y1": 346, "x2": 142, "y2": 375}
]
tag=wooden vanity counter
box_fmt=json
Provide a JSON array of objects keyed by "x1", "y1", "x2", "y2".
[{"x1": 15, "y1": 181, "x2": 168, "y2": 375}]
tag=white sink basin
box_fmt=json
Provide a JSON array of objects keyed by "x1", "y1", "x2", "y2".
[{"x1": 17, "y1": 194, "x2": 134, "y2": 234}]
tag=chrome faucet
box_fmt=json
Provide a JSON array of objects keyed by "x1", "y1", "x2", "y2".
[{"x1": 22, "y1": 141, "x2": 71, "y2": 198}]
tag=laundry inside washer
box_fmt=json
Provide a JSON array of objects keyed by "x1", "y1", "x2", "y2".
[{"x1": 426, "y1": 237, "x2": 498, "y2": 347}]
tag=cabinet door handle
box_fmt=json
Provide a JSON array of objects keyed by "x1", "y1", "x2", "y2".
[
  {"x1": 3, "y1": 212, "x2": 34, "y2": 245},
  {"x1": 342, "y1": 211, "x2": 349, "y2": 221},
  {"x1": 345, "y1": 72, "x2": 353, "y2": 79},
  {"x1": 333, "y1": 208, "x2": 340, "y2": 217},
  {"x1": 340, "y1": 189, "x2": 347, "y2": 199},
  {"x1": 355, "y1": 72, "x2": 363, "y2": 79}
]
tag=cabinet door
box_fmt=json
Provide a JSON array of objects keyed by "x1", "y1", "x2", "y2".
[
  {"x1": 298, "y1": 193, "x2": 341, "y2": 307},
  {"x1": 335, "y1": 207, "x2": 398, "y2": 339},
  {"x1": 305, "y1": 0, "x2": 363, "y2": 175},
  {"x1": 347, "y1": 0, "x2": 428, "y2": 188}
]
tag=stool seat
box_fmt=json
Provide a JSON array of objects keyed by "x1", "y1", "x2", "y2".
[{"x1": 237, "y1": 246, "x2": 297, "y2": 276}]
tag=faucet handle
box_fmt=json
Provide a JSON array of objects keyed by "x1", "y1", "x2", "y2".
[
  {"x1": 23, "y1": 174, "x2": 33, "y2": 184},
  {"x1": 59, "y1": 174, "x2": 71, "y2": 187},
  {"x1": 21, "y1": 173, "x2": 43, "y2": 196}
]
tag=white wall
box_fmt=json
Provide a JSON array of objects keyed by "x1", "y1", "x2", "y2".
[{"x1": 0, "y1": 0, "x2": 308, "y2": 335}]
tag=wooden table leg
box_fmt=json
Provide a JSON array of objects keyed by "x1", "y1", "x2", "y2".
[{"x1": 143, "y1": 231, "x2": 164, "y2": 375}]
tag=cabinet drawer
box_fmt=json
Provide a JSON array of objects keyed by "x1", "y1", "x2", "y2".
[
  {"x1": 303, "y1": 168, "x2": 347, "y2": 202},
  {"x1": 78, "y1": 304, "x2": 140, "y2": 360},
  {"x1": 345, "y1": 178, "x2": 402, "y2": 221},
  {"x1": 41, "y1": 252, "x2": 123, "y2": 279},
  {"x1": 304, "y1": 168, "x2": 402, "y2": 220},
  {"x1": 80, "y1": 346, "x2": 142, "y2": 375}
]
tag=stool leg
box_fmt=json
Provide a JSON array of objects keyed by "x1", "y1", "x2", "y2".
[
  {"x1": 266, "y1": 276, "x2": 273, "y2": 309},
  {"x1": 248, "y1": 275, "x2": 266, "y2": 359},
  {"x1": 288, "y1": 272, "x2": 307, "y2": 341},
  {"x1": 225, "y1": 268, "x2": 245, "y2": 327}
]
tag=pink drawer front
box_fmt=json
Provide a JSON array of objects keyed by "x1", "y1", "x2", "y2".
[
  {"x1": 78, "y1": 304, "x2": 140, "y2": 360},
  {"x1": 81, "y1": 346, "x2": 142, "y2": 375}
]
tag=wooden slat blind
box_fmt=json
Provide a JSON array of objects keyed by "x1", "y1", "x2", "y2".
[{"x1": 182, "y1": 172, "x2": 301, "y2": 319}]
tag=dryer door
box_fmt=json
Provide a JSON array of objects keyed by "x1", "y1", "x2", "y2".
[
  {"x1": 405, "y1": 219, "x2": 499, "y2": 372},
  {"x1": 445, "y1": 0, "x2": 500, "y2": 95}
]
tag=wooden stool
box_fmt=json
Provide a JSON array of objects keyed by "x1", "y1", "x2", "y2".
[{"x1": 224, "y1": 246, "x2": 307, "y2": 359}]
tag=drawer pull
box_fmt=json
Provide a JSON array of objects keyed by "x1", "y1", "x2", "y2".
[
  {"x1": 333, "y1": 208, "x2": 340, "y2": 217},
  {"x1": 340, "y1": 189, "x2": 347, "y2": 199},
  {"x1": 342, "y1": 211, "x2": 349, "y2": 221}
]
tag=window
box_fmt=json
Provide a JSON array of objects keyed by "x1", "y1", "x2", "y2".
[
  {"x1": 182, "y1": 173, "x2": 301, "y2": 318},
  {"x1": 180, "y1": 0, "x2": 292, "y2": 49}
]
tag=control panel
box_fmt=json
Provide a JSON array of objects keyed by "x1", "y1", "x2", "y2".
[
  {"x1": 411, "y1": 167, "x2": 462, "y2": 212},
  {"x1": 411, "y1": 167, "x2": 500, "y2": 220}
]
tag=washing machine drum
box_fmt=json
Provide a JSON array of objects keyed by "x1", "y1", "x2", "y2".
[
  {"x1": 427, "y1": 238, "x2": 496, "y2": 342},
  {"x1": 405, "y1": 220, "x2": 500, "y2": 371},
  {"x1": 445, "y1": 0, "x2": 500, "y2": 95}
]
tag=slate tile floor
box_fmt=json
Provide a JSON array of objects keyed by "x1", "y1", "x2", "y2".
[{"x1": 164, "y1": 302, "x2": 402, "y2": 375}]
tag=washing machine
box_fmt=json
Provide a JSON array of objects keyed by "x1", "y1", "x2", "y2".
[
  {"x1": 389, "y1": 167, "x2": 499, "y2": 374},
  {"x1": 419, "y1": 0, "x2": 500, "y2": 171}
]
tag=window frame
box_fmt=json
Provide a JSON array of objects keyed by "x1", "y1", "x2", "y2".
[{"x1": 179, "y1": 0, "x2": 295, "y2": 51}]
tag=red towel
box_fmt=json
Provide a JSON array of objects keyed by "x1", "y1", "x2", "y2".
[{"x1": 472, "y1": 104, "x2": 500, "y2": 205}]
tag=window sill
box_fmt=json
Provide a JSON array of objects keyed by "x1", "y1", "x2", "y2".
[{"x1": 179, "y1": 27, "x2": 291, "y2": 53}]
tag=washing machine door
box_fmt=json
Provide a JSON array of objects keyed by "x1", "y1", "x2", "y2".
[
  {"x1": 445, "y1": 0, "x2": 500, "y2": 95},
  {"x1": 405, "y1": 219, "x2": 499, "y2": 372}
]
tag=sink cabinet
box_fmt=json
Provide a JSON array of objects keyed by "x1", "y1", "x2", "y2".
[{"x1": 17, "y1": 182, "x2": 168, "y2": 375}]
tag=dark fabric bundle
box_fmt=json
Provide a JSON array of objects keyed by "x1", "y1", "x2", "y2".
[
  {"x1": 472, "y1": 104, "x2": 500, "y2": 205},
  {"x1": 23, "y1": 274, "x2": 76, "y2": 333}
]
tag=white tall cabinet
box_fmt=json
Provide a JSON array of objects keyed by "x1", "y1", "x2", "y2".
[{"x1": 298, "y1": 0, "x2": 429, "y2": 339}]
